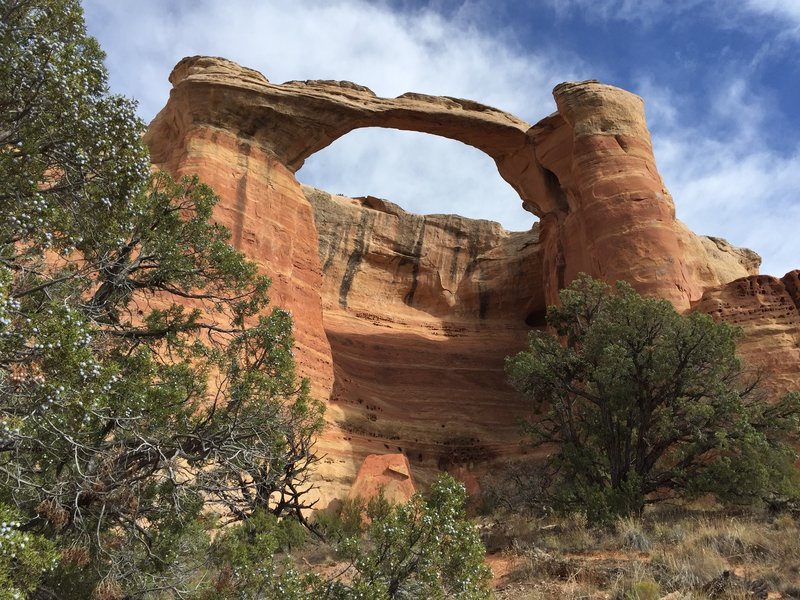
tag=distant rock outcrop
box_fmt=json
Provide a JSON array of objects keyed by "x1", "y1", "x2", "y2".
[{"x1": 144, "y1": 56, "x2": 793, "y2": 504}]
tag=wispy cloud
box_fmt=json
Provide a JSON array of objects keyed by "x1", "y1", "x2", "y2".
[
  {"x1": 640, "y1": 76, "x2": 800, "y2": 277},
  {"x1": 85, "y1": 0, "x2": 576, "y2": 122},
  {"x1": 744, "y1": 0, "x2": 800, "y2": 30},
  {"x1": 541, "y1": 0, "x2": 704, "y2": 24},
  {"x1": 543, "y1": 0, "x2": 800, "y2": 32},
  {"x1": 82, "y1": 0, "x2": 799, "y2": 276}
]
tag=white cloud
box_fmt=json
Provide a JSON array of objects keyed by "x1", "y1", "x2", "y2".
[
  {"x1": 84, "y1": 0, "x2": 573, "y2": 122},
  {"x1": 541, "y1": 0, "x2": 703, "y2": 24},
  {"x1": 744, "y1": 0, "x2": 800, "y2": 28},
  {"x1": 543, "y1": 0, "x2": 800, "y2": 39},
  {"x1": 300, "y1": 129, "x2": 538, "y2": 230},
  {"x1": 81, "y1": 0, "x2": 799, "y2": 275},
  {"x1": 641, "y1": 77, "x2": 800, "y2": 277}
]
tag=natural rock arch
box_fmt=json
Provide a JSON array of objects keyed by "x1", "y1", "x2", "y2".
[
  {"x1": 147, "y1": 56, "x2": 712, "y2": 311},
  {"x1": 295, "y1": 127, "x2": 535, "y2": 231},
  {"x1": 144, "y1": 56, "x2": 761, "y2": 500}
]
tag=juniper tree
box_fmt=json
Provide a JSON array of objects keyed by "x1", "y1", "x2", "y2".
[
  {"x1": 507, "y1": 275, "x2": 800, "y2": 522},
  {"x1": 0, "y1": 1, "x2": 323, "y2": 595}
]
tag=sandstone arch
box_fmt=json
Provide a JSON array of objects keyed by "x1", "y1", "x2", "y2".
[
  {"x1": 148, "y1": 56, "x2": 546, "y2": 213},
  {"x1": 146, "y1": 56, "x2": 731, "y2": 312},
  {"x1": 144, "y1": 56, "x2": 761, "y2": 500},
  {"x1": 296, "y1": 127, "x2": 534, "y2": 232}
]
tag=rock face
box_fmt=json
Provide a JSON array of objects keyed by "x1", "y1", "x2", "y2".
[
  {"x1": 693, "y1": 271, "x2": 800, "y2": 397},
  {"x1": 144, "y1": 55, "x2": 792, "y2": 503},
  {"x1": 304, "y1": 187, "x2": 542, "y2": 494},
  {"x1": 348, "y1": 454, "x2": 416, "y2": 505},
  {"x1": 142, "y1": 98, "x2": 334, "y2": 403},
  {"x1": 147, "y1": 57, "x2": 755, "y2": 312}
]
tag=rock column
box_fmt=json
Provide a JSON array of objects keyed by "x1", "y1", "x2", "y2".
[{"x1": 534, "y1": 81, "x2": 699, "y2": 310}]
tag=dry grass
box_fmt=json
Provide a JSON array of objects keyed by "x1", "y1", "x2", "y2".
[{"x1": 488, "y1": 509, "x2": 800, "y2": 599}]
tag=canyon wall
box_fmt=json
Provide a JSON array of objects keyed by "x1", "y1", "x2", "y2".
[
  {"x1": 304, "y1": 187, "x2": 543, "y2": 493},
  {"x1": 693, "y1": 271, "x2": 800, "y2": 397},
  {"x1": 144, "y1": 56, "x2": 794, "y2": 502}
]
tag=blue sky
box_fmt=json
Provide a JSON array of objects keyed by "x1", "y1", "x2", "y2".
[{"x1": 82, "y1": 0, "x2": 800, "y2": 277}]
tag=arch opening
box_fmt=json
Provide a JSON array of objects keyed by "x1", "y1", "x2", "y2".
[
  {"x1": 297, "y1": 128, "x2": 537, "y2": 232},
  {"x1": 298, "y1": 128, "x2": 546, "y2": 486}
]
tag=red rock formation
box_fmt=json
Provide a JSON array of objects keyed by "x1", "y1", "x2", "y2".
[
  {"x1": 148, "y1": 57, "x2": 756, "y2": 311},
  {"x1": 692, "y1": 271, "x2": 800, "y2": 396},
  {"x1": 348, "y1": 454, "x2": 416, "y2": 505},
  {"x1": 144, "y1": 55, "x2": 782, "y2": 503},
  {"x1": 533, "y1": 82, "x2": 714, "y2": 309},
  {"x1": 305, "y1": 187, "x2": 541, "y2": 494}
]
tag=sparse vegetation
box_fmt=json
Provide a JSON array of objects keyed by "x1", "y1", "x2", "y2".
[
  {"x1": 1, "y1": 0, "x2": 325, "y2": 596},
  {"x1": 491, "y1": 508, "x2": 800, "y2": 599},
  {"x1": 203, "y1": 474, "x2": 492, "y2": 599},
  {"x1": 4, "y1": 0, "x2": 800, "y2": 598}
]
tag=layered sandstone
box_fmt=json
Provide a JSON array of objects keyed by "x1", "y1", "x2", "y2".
[
  {"x1": 148, "y1": 57, "x2": 754, "y2": 312},
  {"x1": 144, "y1": 55, "x2": 789, "y2": 503},
  {"x1": 142, "y1": 102, "x2": 334, "y2": 402},
  {"x1": 693, "y1": 271, "x2": 800, "y2": 397},
  {"x1": 528, "y1": 82, "x2": 759, "y2": 308},
  {"x1": 305, "y1": 187, "x2": 542, "y2": 493}
]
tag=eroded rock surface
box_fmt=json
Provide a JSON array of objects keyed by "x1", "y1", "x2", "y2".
[
  {"x1": 143, "y1": 55, "x2": 794, "y2": 503},
  {"x1": 693, "y1": 271, "x2": 800, "y2": 396},
  {"x1": 148, "y1": 57, "x2": 754, "y2": 312},
  {"x1": 305, "y1": 187, "x2": 541, "y2": 493},
  {"x1": 347, "y1": 454, "x2": 416, "y2": 505}
]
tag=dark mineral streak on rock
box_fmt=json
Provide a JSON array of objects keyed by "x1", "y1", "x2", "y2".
[
  {"x1": 403, "y1": 218, "x2": 427, "y2": 307},
  {"x1": 339, "y1": 210, "x2": 372, "y2": 308}
]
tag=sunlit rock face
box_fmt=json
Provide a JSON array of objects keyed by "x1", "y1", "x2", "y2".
[
  {"x1": 144, "y1": 55, "x2": 792, "y2": 503},
  {"x1": 347, "y1": 454, "x2": 416, "y2": 506},
  {"x1": 305, "y1": 187, "x2": 542, "y2": 494},
  {"x1": 692, "y1": 271, "x2": 800, "y2": 398}
]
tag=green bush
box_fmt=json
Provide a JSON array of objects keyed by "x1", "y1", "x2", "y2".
[
  {"x1": 0, "y1": 504, "x2": 58, "y2": 598},
  {"x1": 329, "y1": 474, "x2": 493, "y2": 600},
  {"x1": 622, "y1": 579, "x2": 660, "y2": 600},
  {"x1": 507, "y1": 274, "x2": 800, "y2": 523},
  {"x1": 313, "y1": 496, "x2": 369, "y2": 544},
  {"x1": 201, "y1": 475, "x2": 492, "y2": 599},
  {"x1": 205, "y1": 511, "x2": 317, "y2": 600}
]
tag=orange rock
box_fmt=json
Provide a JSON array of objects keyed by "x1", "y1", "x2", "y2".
[
  {"x1": 143, "y1": 56, "x2": 791, "y2": 505},
  {"x1": 533, "y1": 82, "x2": 695, "y2": 309},
  {"x1": 692, "y1": 271, "x2": 800, "y2": 396},
  {"x1": 306, "y1": 187, "x2": 541, "y2": 497},
  {"x1": 348, "y1": 454, "x2": 416, "y2": 505}
]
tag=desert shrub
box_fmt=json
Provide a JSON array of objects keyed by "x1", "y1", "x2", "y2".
[
  {"x1": 204, "y1": 511, "x2": 317, "y2": 600},
  {"x1": 617, "y1": 517, "x2": 652, "y2": 552},
  {"x1": 328, "y1": 474, "x2": 492, "y2": 599},
  {"x1": 0, "y1": 504, "x2": 58, "y2": 597},
  {"x1": 621, "y1": 579, "x2": 660, "y2": 600},
  {"x1": 507, "y1": 275, "x2": 800, "y2": 523},
  {"x1": 479, "y1": 460, "x2": 555, "y2": 515},
  {"x1": 201, "y1": 474, "x2": 492, "y2": 599},
  {"x1": 313, "y1": 495, "x2": 369, "y2": 544}
]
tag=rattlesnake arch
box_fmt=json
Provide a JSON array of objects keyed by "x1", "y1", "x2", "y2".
[{"x1": 145, "y1": 56, "x2": 797, "y2": 503}]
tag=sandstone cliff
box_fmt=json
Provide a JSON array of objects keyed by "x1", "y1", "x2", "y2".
[
  {"x1": 693, "y1": 271, "x2": 800, "y2": 397},
  {"x1": 305, "y1": 187, "x2": 542, "y2": 492},
  {"x1": 144, "y1": 55, "x2": 791, "y2": 503}
]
